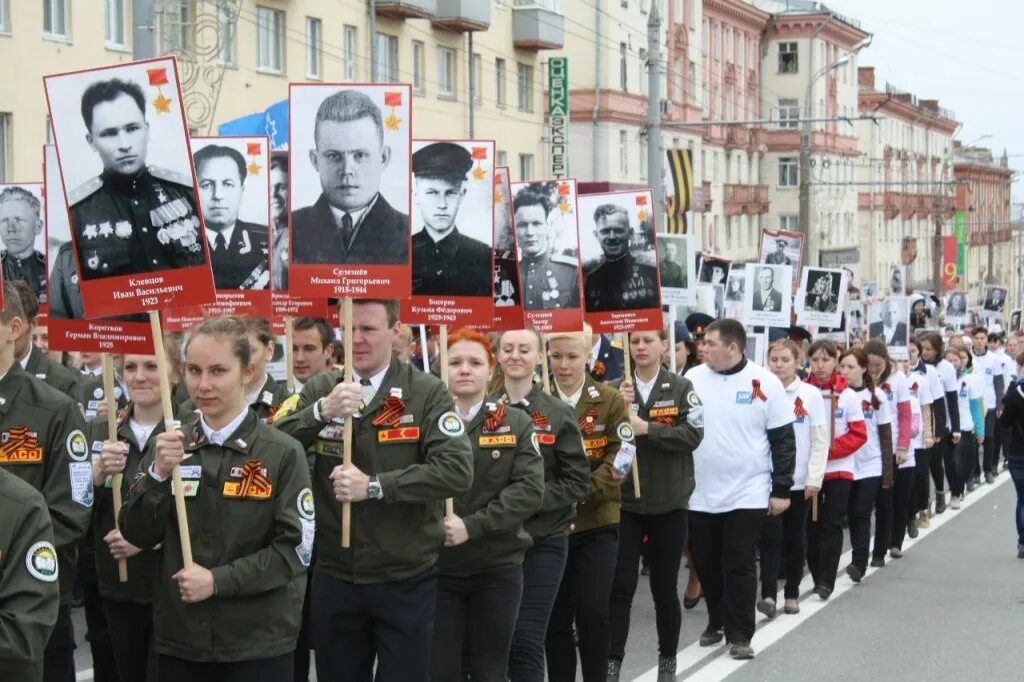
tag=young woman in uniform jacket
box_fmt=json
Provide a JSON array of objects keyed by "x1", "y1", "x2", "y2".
[
  {"x1": 89, "y1": 354, "x2": 167, "y2": 681},
  {"x1": 804, "y1": 340, "x2": 867, "y2": 600},
  {"x1": 494, "y1": 328, "x2": 590, "y2": 682},
  {"x1": 908, "y1": 337, "x2": 946, "y2": 528},
  {"x1": 118, "y1": 317, "x2": 312, "y2": 680},
  {"x1": 544, "y1": 326, "x2": 632, "y2": 682},
  {"x1": 606, "y1": 328, "x2": 703, "y2": 681},
  {"x1": 431, "y1": 329, "x2": 545, "y2": 681},
  {"x1": 838, "y1": 348, "x2": 894, "y2": 582},
  {"x1": 759, "y1": 339, "x2": 828, "y2": 617}
]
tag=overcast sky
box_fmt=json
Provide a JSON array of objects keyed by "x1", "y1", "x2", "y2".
[{"x1": 822, "y1": 0, "x2": 1022, "y2": 203}]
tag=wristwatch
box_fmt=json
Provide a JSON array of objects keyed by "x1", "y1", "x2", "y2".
[{"x1": 367, "y1": 476, "x2": 383, "y2": 500}]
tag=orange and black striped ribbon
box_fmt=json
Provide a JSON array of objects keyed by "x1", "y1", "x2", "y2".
[{"x1": 372, "y1": 396, "x2": 406, "y2": 428}]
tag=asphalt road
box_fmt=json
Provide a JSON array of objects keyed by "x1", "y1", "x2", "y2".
[{"x1": 73, "y1": 472, "x2": 1021, "y2": 681}]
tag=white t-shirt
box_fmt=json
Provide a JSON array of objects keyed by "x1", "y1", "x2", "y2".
[
  {"x1": 997, "y1": 349, "x2": 1015, "y2": 390},
  {"x1": 923, "y1": 363, "x2": 944, "y2": 426},
  {"x1": 851, "y1": 386, "x2": 892, "y2": 480},
  {"x1": 822, "y1": 386, "x2": 865, "y2": 479},
  {"x1": 688, "y1": 360, "x2": 793, "y2": 513},
  {"x1": 957, "y1": 372, "x2": 983, "y2": 433},
  {"x1": 971, "y1": 351, "x2": 998, "y2": 408},
  {"x1": 935, "y1": 359, "x2": 959, "y2": 431},
  {"x1": 878, "y1": 370, "x2": 910, "y2": 452},
  {"x1": 906, "y1": 370, "x2": 932, "y2": 456},
  {"x1": 787, "y1": 379, "x2": 827, "y2": 491}
]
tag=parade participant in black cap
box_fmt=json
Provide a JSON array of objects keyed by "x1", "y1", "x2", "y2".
[
  {"x1": 411, "y1": 142, "x2": 492, "y2": 296},
  {"x1": 686, "y1": 313, "x2": 714, "y2": 365}
]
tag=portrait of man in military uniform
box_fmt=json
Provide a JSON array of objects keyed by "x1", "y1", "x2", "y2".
[
  {"x1": 410, "y1": 141, "x2": 492, "y2": 297},
  {"x1": 581, "y1": 202, "x2": 659, "y2": 313},
  {"x1": 492, "y1": 167, "x2": 519, "y2": 309},
  {"x1": 512, "y1": 185, "x2": 580, "y2": 311},
  {"x1": 0, "y1": 186, "x2": 48, "y2": 305},
  {"x1": 291, "y1": 88, "x2": 409, "y2": 266},
  {"x1": 658, "y1": 239, "x2": 686, "y2": 289},
  {"x1": 764, "y1": 238, "x2": 792, "y2": 265},
  {"x1": 64, "y1": 77, "x2": 207, "y2": 280},
  {"x1": 269, "y1": 153, "x2": 289, "y2": 290},
  {"x1": 192, "y1": 142, "x2": 270, "y2": 290}
]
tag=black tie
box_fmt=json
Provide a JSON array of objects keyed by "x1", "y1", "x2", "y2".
[
  {"x1": 215, "y1": 233, "x2": 227, "y2": 253},
  {"x1": 340, "y1": 213, "x2": 354, "y2": 248}
]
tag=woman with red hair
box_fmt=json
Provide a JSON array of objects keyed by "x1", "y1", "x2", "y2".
[{"x1": 431, "y1": 328, "x2": 545, "y2": 681}]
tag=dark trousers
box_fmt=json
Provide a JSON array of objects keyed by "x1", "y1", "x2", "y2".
[
  {"x1": 432, "y1": 565, "x2": 524, "y2": 681},
  {"x1": 759, "y1": 490, "x2": 808, "y2": 601},
  {"x1": 311, "y1": 566, "x2": 438, "y2": 682},
  {"x1": 914, "y1": 446, "x2": 934, "y2": 512},
  {"x1": 103, "y1": 599, "x2": 156, "y2": 682},
  {"x1": 157, "y1": 652, "x2": 293, "y2": 681},
  {"x1": 688, "y1": 509, "x2": 764, "y2": 645},
  {"x1": 509, "y1": 533, "x2": 569, "y2": 682},
  {"x1": 984, "y1": 410, "x2": 999, "y2": 474},
  {"x1": 889, "y1": 467, "x2": 917, "y2": 550},
  {"x1": 43, "y1": 605, "x2": 75, "y2": 682},
  {"x1": 293, "y1": 565, "x2": 314, "y2": 682},
  {"x1": 545, "y1": 526, "x2": 618, "y2": 682},
  {"x1": 82, "y1": 581, "x2": 117, "y2": 682},
  {"x1": 806, "y1": 478, "x2": 852, "y2": 592},
  {"x1": 872, "y1": 478, "x2": 894, "y2": 561},
  {"x1": 847, "y1": 476, "x2": 881, "y2": 572},
  {"x1": 969, "y1": 427, "x2": 983, "y2": 481},
  {"x1": 1008, "y1": 457, "x2": 1024, "y2": 546},
  {"x1": 929, "y1": 437, "x2": 949, "y2": 495},
  {"x1": 951, "y1": 432, "x2": 975, "y2": 497},
  {"x1": 609, "y1": 509, "x2": 687, "y2": 662}
]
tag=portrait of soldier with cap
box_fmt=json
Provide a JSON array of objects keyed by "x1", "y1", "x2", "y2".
[
  {"x1": 512, "y1": 184, "x2": 580, "y2": 310},
  {"x1": 765, "y1": 238, "x2": 792, "y2": 265},
  {"x1": 410, "y1": 141, "x2": 492, "y2": 296},
  {"x1": 582, "y1": 202, "x2": 659, "y2": 312},
  {"x1": 0, "y1": 185, "x2": 48, "y2": 304}
]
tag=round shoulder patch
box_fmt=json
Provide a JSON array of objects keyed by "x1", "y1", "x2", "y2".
[
  {"x1": 438, "y1": 411, "x2": 465, "y2": 437},
  {"x1": 687, "y1": 391, "x2": 702, "y2": 407},
  {"x1": 25, "y1": 541, "x2": 59, "y2": 583},
  {"x1": 617, "y1": 422, "x2": 635, "y2": 442},
  {"x1": 92, "y1": 387, "x2": 103, "y2": 399},
  {"x1": 296, "y1": 487, "x2": 315, "y2": 520},
  {"x1": 66, "y1": 430, "x2": 89, "y2": 462}
]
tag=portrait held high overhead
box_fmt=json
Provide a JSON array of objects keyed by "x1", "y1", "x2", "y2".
[
  {"x1": 742, "y1": 263, "x2": 792, "y2": 327},
  {"x1": 983, "y1": 285, "x2": 1008, "y2": 314},
  {"x1": 760, "y1": 228, "x2": 802, "y2": 284},
  {"x1": 697, "y1": 255, "x2": 730, "y2": 286},
  {"x1": 725, "y1": 263, "x2": 746, "y2": 303},
  {"x1": 867, "y1": 296, "x2": 910, "y2": 359},
  {"x1": 0, "y1": 184, "x2": 48, "y2": 306},
  {"x1": 492, "y1": 167, "x2": 521, "y2": 306},
  {"x1": 192, "y1": 138, "x2": 270, "y2": 291},
  {"x1": 43, "y1": 57, "x2": 215, "y2": 319},
  {"x1": 945, "y1": 290, "x2": 968, "y2": 322},
  {"x1": 657, "y1": 233, "x2": 695, "y2": 305},
  {"x1": 862, "y1": 281, "x2": 879, "y2": 299},
  {"x1": 269, "y1": 151, "x2": 289, "y2": 291},
  {"x1": 796, "y1": 266, "x2": 847, "y2": 327},
  {"x1": 1011, "y1": 309, "x2": 1022, "y2": 332},
  {"x1": 889, "y1": 264, "x2": 906, "y2": 295}
]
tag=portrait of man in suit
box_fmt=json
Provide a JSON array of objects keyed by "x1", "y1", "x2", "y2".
[
  {"x1": 193, "y1": 144, "x2": 269, "y2": 290},
  {"x1": 752, "y1": 266, "x2": 783, "y2": 312},
  {"x1": 869, "y1": 298, "x2": 909, "y2": 347},
  {"x1": 984, "y1": 287, "x2": 1007, "y2": 313},
  {"x1": 292, "y1": 88, "x2": 408, "y2": 265}
]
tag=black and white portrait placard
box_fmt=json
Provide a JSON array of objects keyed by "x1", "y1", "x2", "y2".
[
  {"x1": 0, "y1": 183, "x2": 47, "y2": 306},
  {"x1": 868, "y1": 296, "x2": 910, "y2": 359},
  {"x1": 743, "y1": 263, "x2": 792, "y2": 327},
  {"x1": 1011, "y1": 309, "x2": 1022, "y2": 333},
  {"x1": 656, "y1": 233, "x2": 694, "y2": 305},
  {"x1": 697, "y1": 255, "x2": 730, "y2": 287},
  {"x1": 760, "y1": 228, "x2": 802, "y2": 286},
  {"x1": 889, "y1": 264, "x2": 906, "y2": 295},
  {"x1": 945, "y1": 290, "x2": 968, "y2": 326},
  {"x1": 796, "y1": 267, "x2": 847, "y2": 328},
  {"x1": 983, "y1": 285, "x2": 1008, "y2": 315},
  {"x1": 846, "y1": 299, "x2": 865, "y2": 342},
  {"x1": 862, "y1": 281, "x2": 878, "y2": 299}
]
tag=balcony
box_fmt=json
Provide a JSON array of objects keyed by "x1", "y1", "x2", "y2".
[
  {"x1": 512, "y1": 3, "x2": 565, "y2": 50},
  {"x1": 433, "y1": 0, "x2": 491, "y2": 31},
  {"x1": 725, "y1": 126, "x2": 750, "y2": 150},
  {"x1": 375, "y1": 0, "x2": 436, "y2": 19},
  {"x1": 723, "y1": 184, "x2": 770, "y2": 216}
]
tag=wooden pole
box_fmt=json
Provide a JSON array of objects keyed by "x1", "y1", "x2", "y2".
[
  {"x1": 440, "y1": 325, "x2": 454, "y2": 519},
  {"x1": 102, "y1": 354, "x2": 127, "y2": 583},
  {"x1": 541, "y1": 335, "x2": 551, "y2": 394},
  {"x1": 341, "y1": 300, "x2": 354, "y2": 548},
  {"x1": 149, "y1": 312, "x2": 193, "y2": 570},
  {"x1": 622, "y1": 333, "x2": 641, "y2": 499},
  {"x1": 284, "y1": 316, "x2": 295, "y2": 393}
]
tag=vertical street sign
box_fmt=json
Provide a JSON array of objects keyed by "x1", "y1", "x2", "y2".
[{"x1": 548, "y1": 57, "x2": 569, "y2": 179}]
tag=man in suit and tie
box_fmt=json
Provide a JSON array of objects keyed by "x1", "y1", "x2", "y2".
[
  {"x1": 193, "y1": 144, "x2": 270, "y2": 290},
  {"x1": 868, "y1": 299, "x2": 908, "y2": 346},
  {"x1": 752, "y1": 266, "x2": 783, "y2": 312},
  {"x1": 292, "y1": 89, "x2": 409, "y2": 265}
]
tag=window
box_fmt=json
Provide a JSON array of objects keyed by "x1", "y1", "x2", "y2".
[
  {"x1": 105, "y1": 0, "x2": 126, "y2": 47},
  {"x1": 780, "y1": 214, "x2": 798, "y2": 231},
  {"x1": 619, "y1": 130, "x2": 628, "y2": 176},
  {"x1": 497, "y1": 150, "x2": 508, "y2": 167},
  {"x1": 472, "y1": 53, "x2": 482, "y2": 104},
  {"x1": 412, "y1": 40, "x2": 425, "y2": 93},
  {"x1": 256, "y1": 6, "x2": 284, "y2": 72},
  {"x1": 517, "y1": 63, "x2": 534, "y2": 112},
  {"x1": 0, "y1": 0, "x2": 9, "y2": 33},
  {"x1": 688, "y1": 61, "x2": 697, "y2": 105},
  {"x1": 437, "y1": 46, "x2": 456, "y2": 98},
  {"x1": 377, "y1": 33, "x2": 398, "y2": 82},
  {"x1": 620, "y1": 42, "x2": 628, "y2": 91},
  {"x1": 217, "y1": 4, "x2": 236, "y2": 65},
  {"x1": 343, "y1": 25, "x2": 358, "y2": 80},
  {"x1": 495, "y1": 58, "x2": 507, "y2": 107},
  {"x1": 305, "y1": 18, "x2": 322, "y2": 79},
  {"x1": 43, "y1": 0, "x2": 69, "y2": 38},
  {"x1": 778, "y1": 98, "x2": 799, "y2": 129},
  {"x1": 519, "y1": 153, "x2": 534, "y2": 182},
  {"x1": 778, "y1": 42, "x2": 798, "y2": 74},
  {"x1": 778, "y1": 157, "x2": 798, "y2": 187}
]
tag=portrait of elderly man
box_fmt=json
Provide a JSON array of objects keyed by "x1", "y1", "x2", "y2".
[
  {"x1": 292, "y1": 89, "x2": 408, "y2": 265},
  {"x1": 584, "y1": 203, "x2": 658, "y2": 312},
  {"x1": 869, "y1": 299, "x2": 909, "y2": 346},
  {"x1": 752, "y1": 266, "x2": 783, "y2": 313},
  {"x1": 0, "y1": 187, "x2": 48, "y2": 303}
]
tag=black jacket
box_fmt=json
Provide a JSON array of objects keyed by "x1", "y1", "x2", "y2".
[
  {"x1": 999, "y1": 379, "x2": 1024, "y2": 459},
  {"x1": 411, "y1": 228, "x2": 492, "y2": 296},
  {"x1": 292, "y1": 194, "x2": 409, "y2": 265},
  {"x1": 209, "y1": 221, "x2": 269, "y2": 289}
]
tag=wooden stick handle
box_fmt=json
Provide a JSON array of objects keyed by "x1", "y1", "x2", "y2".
[
  {"x1": 284, "y1": 316, "x2": 295, "y2": 394},
  {"x1": 149, "y1": 312, "x2": 193, "y2": 570},
  {"x1": 622, "y1": 333, "x2": 641, "y2": 499},
  {"x1": 812, "y1": 493, "x2": 819, "y2": 522},
  {"x1": 102, "y1": 354, "x2": 128, "y2": 583},
  {"x1": 342, "y1": 300, "x2": 354, "y2": 548},
  {"x1": 439, "y1": 326, "x2": 454, "y2": 519}
]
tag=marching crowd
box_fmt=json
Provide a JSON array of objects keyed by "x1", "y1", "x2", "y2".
[{"x1": 1, "y1": 280, "x2": 1023, "y2": 682}]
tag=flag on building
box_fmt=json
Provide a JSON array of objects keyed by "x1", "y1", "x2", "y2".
[{"x1": 665, "y1": 149, "x2": 694, "y2": 234}]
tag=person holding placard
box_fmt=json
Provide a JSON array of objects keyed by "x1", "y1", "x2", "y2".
[
  {"x1": 88, "y1": 353, "x2": 168, "y2": 682},
  {"x1": 607, "y1": 328, "x2": 703, "y2": 681},
  {"x1": 544, "y1": 325, "x2": 631, "y2": 682},
  {"x1": 0, "y1": 282, "x2": 92, "y2": 682},
  {"x1": 118, "y1": 317, "x2": 311, "y2": 679},
  {"x1": 431, "y1": 328, "x2": 544, "y2": 681},
  {"x1": 270, "y1": 299, "x2": 473, "y2": 680},
  {"x1": 494, "y1": 328, "x2": 589, "y2": 682}
]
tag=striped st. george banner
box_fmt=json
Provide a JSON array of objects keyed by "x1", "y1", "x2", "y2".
[{"x1": 665, "y1": 148, "x2": 694, "y2": 234}]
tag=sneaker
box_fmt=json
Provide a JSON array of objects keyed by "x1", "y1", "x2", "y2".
[
  {"x1": 756, "y1": 597, "x2": 777, "y2": 619},
  {"x1": 950, "y1": 496, "x2": 962, "y2": 510},
  {"x1": 607, "y1": 659, "x2": 621, "y2": 682},
  {"x1": 918, "y1": 511, "x2": 931, "y2": 529},
  {"x1": 889, "y1": 547, "x2": 903, "y2": 559},
  {"x1": 814, "y1": 585, "x2": 832, "y2": 600},
  {"x1": 783, "y1": 598, "x2": 800, "y2": 614},
  {"x1": 934, "y1": 493, "x2": 947, "y2": 515},
  {"x1": 729, "y1": 642, "x2": 755, "y2": 659},
  {"x1": 870, "y1": 556, "x2": 885, "y2": 568},
  {"x1": 656, "y1": 656, "x2": 676, "y2": 682},
  {"x1": 846, "y1": 564, "x2": 863, "y2": 583},
  {"x1": 907, "y1": 518, "x2": 919, "y2": 538},
  {"x1": 985, "y1": 472, "x2": 995, "y2": 484},
  {"x1": 966, "y1": 479, "x2": 978, "y2": 493},
  {"x1": 699, "y1": 628, "x2": 724, "y2": 647},
  {"x1": 1018, "y1": 544, "x2": 1024, "y2": 559}
]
